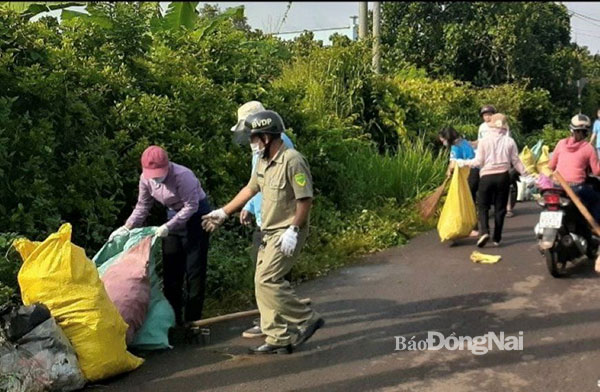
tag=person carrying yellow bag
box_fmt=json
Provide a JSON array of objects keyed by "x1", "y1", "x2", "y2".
[
  {"x1": 437, "y1": 165, "x2": 478, "y2": 242},
  {"x1": 453, "y1": 114, "x2": 533, "y2": 248}
]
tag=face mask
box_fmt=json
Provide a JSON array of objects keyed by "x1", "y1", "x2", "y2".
[
  {"x1": 250, "y1": 142, "x2": 265, "y2": 156},
  {"x1": 151, "y1": 176, "x2": 167, "y2": 185}
]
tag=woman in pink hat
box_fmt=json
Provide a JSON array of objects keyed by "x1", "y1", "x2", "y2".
[{"x1": 109, "y1": 145, "x2": 212, "y2": 326}]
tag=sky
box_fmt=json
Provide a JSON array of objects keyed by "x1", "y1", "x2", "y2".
[
  {"x1": 563, "y1": 1, "x2": 600, "y2": 54},
  {"x1": 38, "y1": 2, "x2": 600, "y2": 54}
]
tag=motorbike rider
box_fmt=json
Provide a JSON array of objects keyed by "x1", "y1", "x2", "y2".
[
  {"x1": 548, "y1": 114, "x2": 600, "y2": 271},
  {"x1": 548, "y1": 114, "x2": 600, "y2": 223}
]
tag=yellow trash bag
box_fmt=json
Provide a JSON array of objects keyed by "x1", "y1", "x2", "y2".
[
  {"x1": 14, "y1": 223, "x2": 143, "y2": 382},
  {"x1": 470, "y1": 251, "x2": 501, "y2": 264},
  {"x1": 536, "y1": 145, "x2": 552, "y2": 177},
  {"x1": 519, "y1": 146, "x2": 537, "y2": 175},
  {"x1": 437, "y1": 166, "x2": 478, "y2": 242}
]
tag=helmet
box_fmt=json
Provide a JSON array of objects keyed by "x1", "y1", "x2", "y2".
[
  {"x1": 479, "y1": 105, "x2": 497, "y2": 117},
  {"x1": 243, "y1": 110, "x2": 285, "y2": 137},
  {"x1": 231, "y1": 101, "x2": 265, "y2": 133},
  {"x1": 569, "y1": 114, "x2": 591, "y2": 132}
]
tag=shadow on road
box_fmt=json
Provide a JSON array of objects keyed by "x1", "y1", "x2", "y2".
[{"x1": 105, "y1": 289, "x2": 600, "y2": 391}]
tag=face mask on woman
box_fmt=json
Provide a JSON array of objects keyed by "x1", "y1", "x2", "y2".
[{"x1": 151, "y1": 176, "x2": 167, "y2": 186}]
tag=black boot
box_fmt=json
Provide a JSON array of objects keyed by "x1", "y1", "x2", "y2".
[{"x1": 294, "y1": 317, "x2": 325, "y2": 348}]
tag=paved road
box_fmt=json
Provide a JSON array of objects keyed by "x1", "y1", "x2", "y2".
[{"x1": 89, "y1": 202, "x2": 600, "y2": 392}]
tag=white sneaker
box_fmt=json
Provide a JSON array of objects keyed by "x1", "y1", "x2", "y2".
[
  {"x1": 242, "y1": 325, "x2": 265, "y2": 338},
  {"x1": 477, "y1": 234, "x2": 490, "y2": 248}
]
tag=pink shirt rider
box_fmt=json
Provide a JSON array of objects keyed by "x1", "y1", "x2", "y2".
[{"x1": 548, "y1": 137, "x2": 600, "y2": 185}]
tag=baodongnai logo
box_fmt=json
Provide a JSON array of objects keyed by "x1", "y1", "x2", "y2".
[
  {"x1": 252, "y1": 118, "x2": 272, "y2": 129},
  {"x1": 395, "y1": 331, "x2": 523, "y2": 355}
]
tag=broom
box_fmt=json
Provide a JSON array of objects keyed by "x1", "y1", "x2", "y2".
[{"x1": 418, "y1": 175, "x2": 450, "y2": 220}]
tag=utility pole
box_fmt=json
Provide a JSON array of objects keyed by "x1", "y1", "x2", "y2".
[
  {"x1": 358, "y1": 2, "x2": 368, "y2": 40},
  {"x1": 372, "y1": 1, "x2": 381, "y2": 73},
  {"x1": 351, "y1": 15, "x2": 358, "y2": 41},
  {"x1": 577, "y1": 78, "x2": 588, "y2": 114}
]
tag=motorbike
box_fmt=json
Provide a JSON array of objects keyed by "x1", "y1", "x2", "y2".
[{"x1": 534, "y1": 177, "x2": 600, "y2": 278}]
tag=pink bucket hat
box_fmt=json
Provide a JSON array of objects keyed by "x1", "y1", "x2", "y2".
[{"x1": 141, "y1": 145, "x2": 169, "y2": 179}]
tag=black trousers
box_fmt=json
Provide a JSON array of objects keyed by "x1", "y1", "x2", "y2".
[
  {"x1": 477, "y1": 172, "x2": 510, "y2": 243},
  {"x1": 467, "y1": 168, "x2": 480, "y2": 230},
  {"x1": 163, "y1": 199, "x2": 211, "y2": 324},
  {"x1": 467, "y1": 168, "x2": 480, "y2": 205}
]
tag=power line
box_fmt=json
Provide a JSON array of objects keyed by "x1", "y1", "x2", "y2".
[
  {"x1": 570, "y1": 9, "x2": 600, "y2": 23},
  {"x1": 271, "y1": 26, "x2": 351, "y2": 36},
  {"x1": 571, "y1": 13, "x2": 600, "y2": 29},
  {"x1": 276, "y1": 1, "x2": 292, "y2": 34},
  {"x1": 573, "y1": 30, "x2": 600, "y2": 39},
  {"x1": 572, "y1": 27, "x2": 600, "y2": 34}
]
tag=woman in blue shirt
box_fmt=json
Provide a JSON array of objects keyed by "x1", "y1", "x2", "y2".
[{"x1": 439, "y1": 127, "x2": 479, "y2": 237}]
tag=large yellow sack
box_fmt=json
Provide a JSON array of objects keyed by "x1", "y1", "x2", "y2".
[
  {"x1": 519, "y1": 146, "x2": 537, "y2": 175},
  {"x1": 437, "y1": 166, "x2": 478, "y2": 242},
  {"x1": 536, "y1": 145, "x2": 552, "y2": 177},
  {"x1": 14, "y1": 223, "x2": 143, "y2": 382}
]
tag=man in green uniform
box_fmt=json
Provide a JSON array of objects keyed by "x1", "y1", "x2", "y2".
[{"x1": 202, "y1": 110, "x2": 324, "y2": 354}]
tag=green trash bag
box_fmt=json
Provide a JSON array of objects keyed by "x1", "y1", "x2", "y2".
[
  {"x1": 93, "y1": 227, "x2": 175, "y2": 350},
  {"x1": 531, "y1": 140, "x2": 544, "y2": 163}
]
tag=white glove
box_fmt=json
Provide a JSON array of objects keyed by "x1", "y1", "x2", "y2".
[
  {"x1": 155, "y1": 224, "x2": 169, "y2": 238},
  {"x1": 109, "y1": 225, "x2": 130, "y2": 242},
  {"x1": 277, "y1": 226, "x2": 299, "y2": 257},
  {"x1": 201, "y1": 208, "x2": 229, "y2": 233},
  {"x1": 454, "y1": 159, "x2": 467, "y2": 168}
]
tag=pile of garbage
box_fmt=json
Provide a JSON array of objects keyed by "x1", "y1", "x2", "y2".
[
  {"x1": 0, "y1": 303, "x2": 85, "y2": 392},
  {"x1": 518, "y1": 140, "x2": 551, "y2": 201},
  {"x1": 2, "y1": 223, "x2": 175, "y2": 391},
  {"x1": 93, "y1": 226, "x2": 175, "y2": 350}
]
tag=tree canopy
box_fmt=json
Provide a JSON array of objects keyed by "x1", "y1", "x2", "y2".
[{"x1": 382, "y1": 2, "x2": 583, "y2": 110}]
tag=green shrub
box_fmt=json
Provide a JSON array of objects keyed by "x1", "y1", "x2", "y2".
[
  {"x1": 0, "y1": 233, "x2": 20, "y2": 306},
  {"x1": 475, "y1": 84, "x2": 558, "y2": 135},
  {"x1": 524, "y1": 124, "x2": 570, "y2": 150}
]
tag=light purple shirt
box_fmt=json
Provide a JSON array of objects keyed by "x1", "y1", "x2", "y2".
[{"x1": 126, "y1": 162, "x2": 206, "y2": 232}]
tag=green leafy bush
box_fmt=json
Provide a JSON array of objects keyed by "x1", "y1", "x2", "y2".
[
  {"x1": 524, "y1": 124, "x2": 570, "y2": 150},
  {"x1": 0, "y1": 233, "x2": 20, "y2": 306}
]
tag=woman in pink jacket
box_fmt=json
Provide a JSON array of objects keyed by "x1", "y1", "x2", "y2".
[{"x1": 453, "y1": 114, "x2": 529, "y2": 248}]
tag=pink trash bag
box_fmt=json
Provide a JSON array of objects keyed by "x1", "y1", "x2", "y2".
[
  {"x1": 537, "y1": 174, "x2": 556, "y2": 191},
  {"x1": 101, "y1": 237, "x2": 152, "y2": 344}
]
